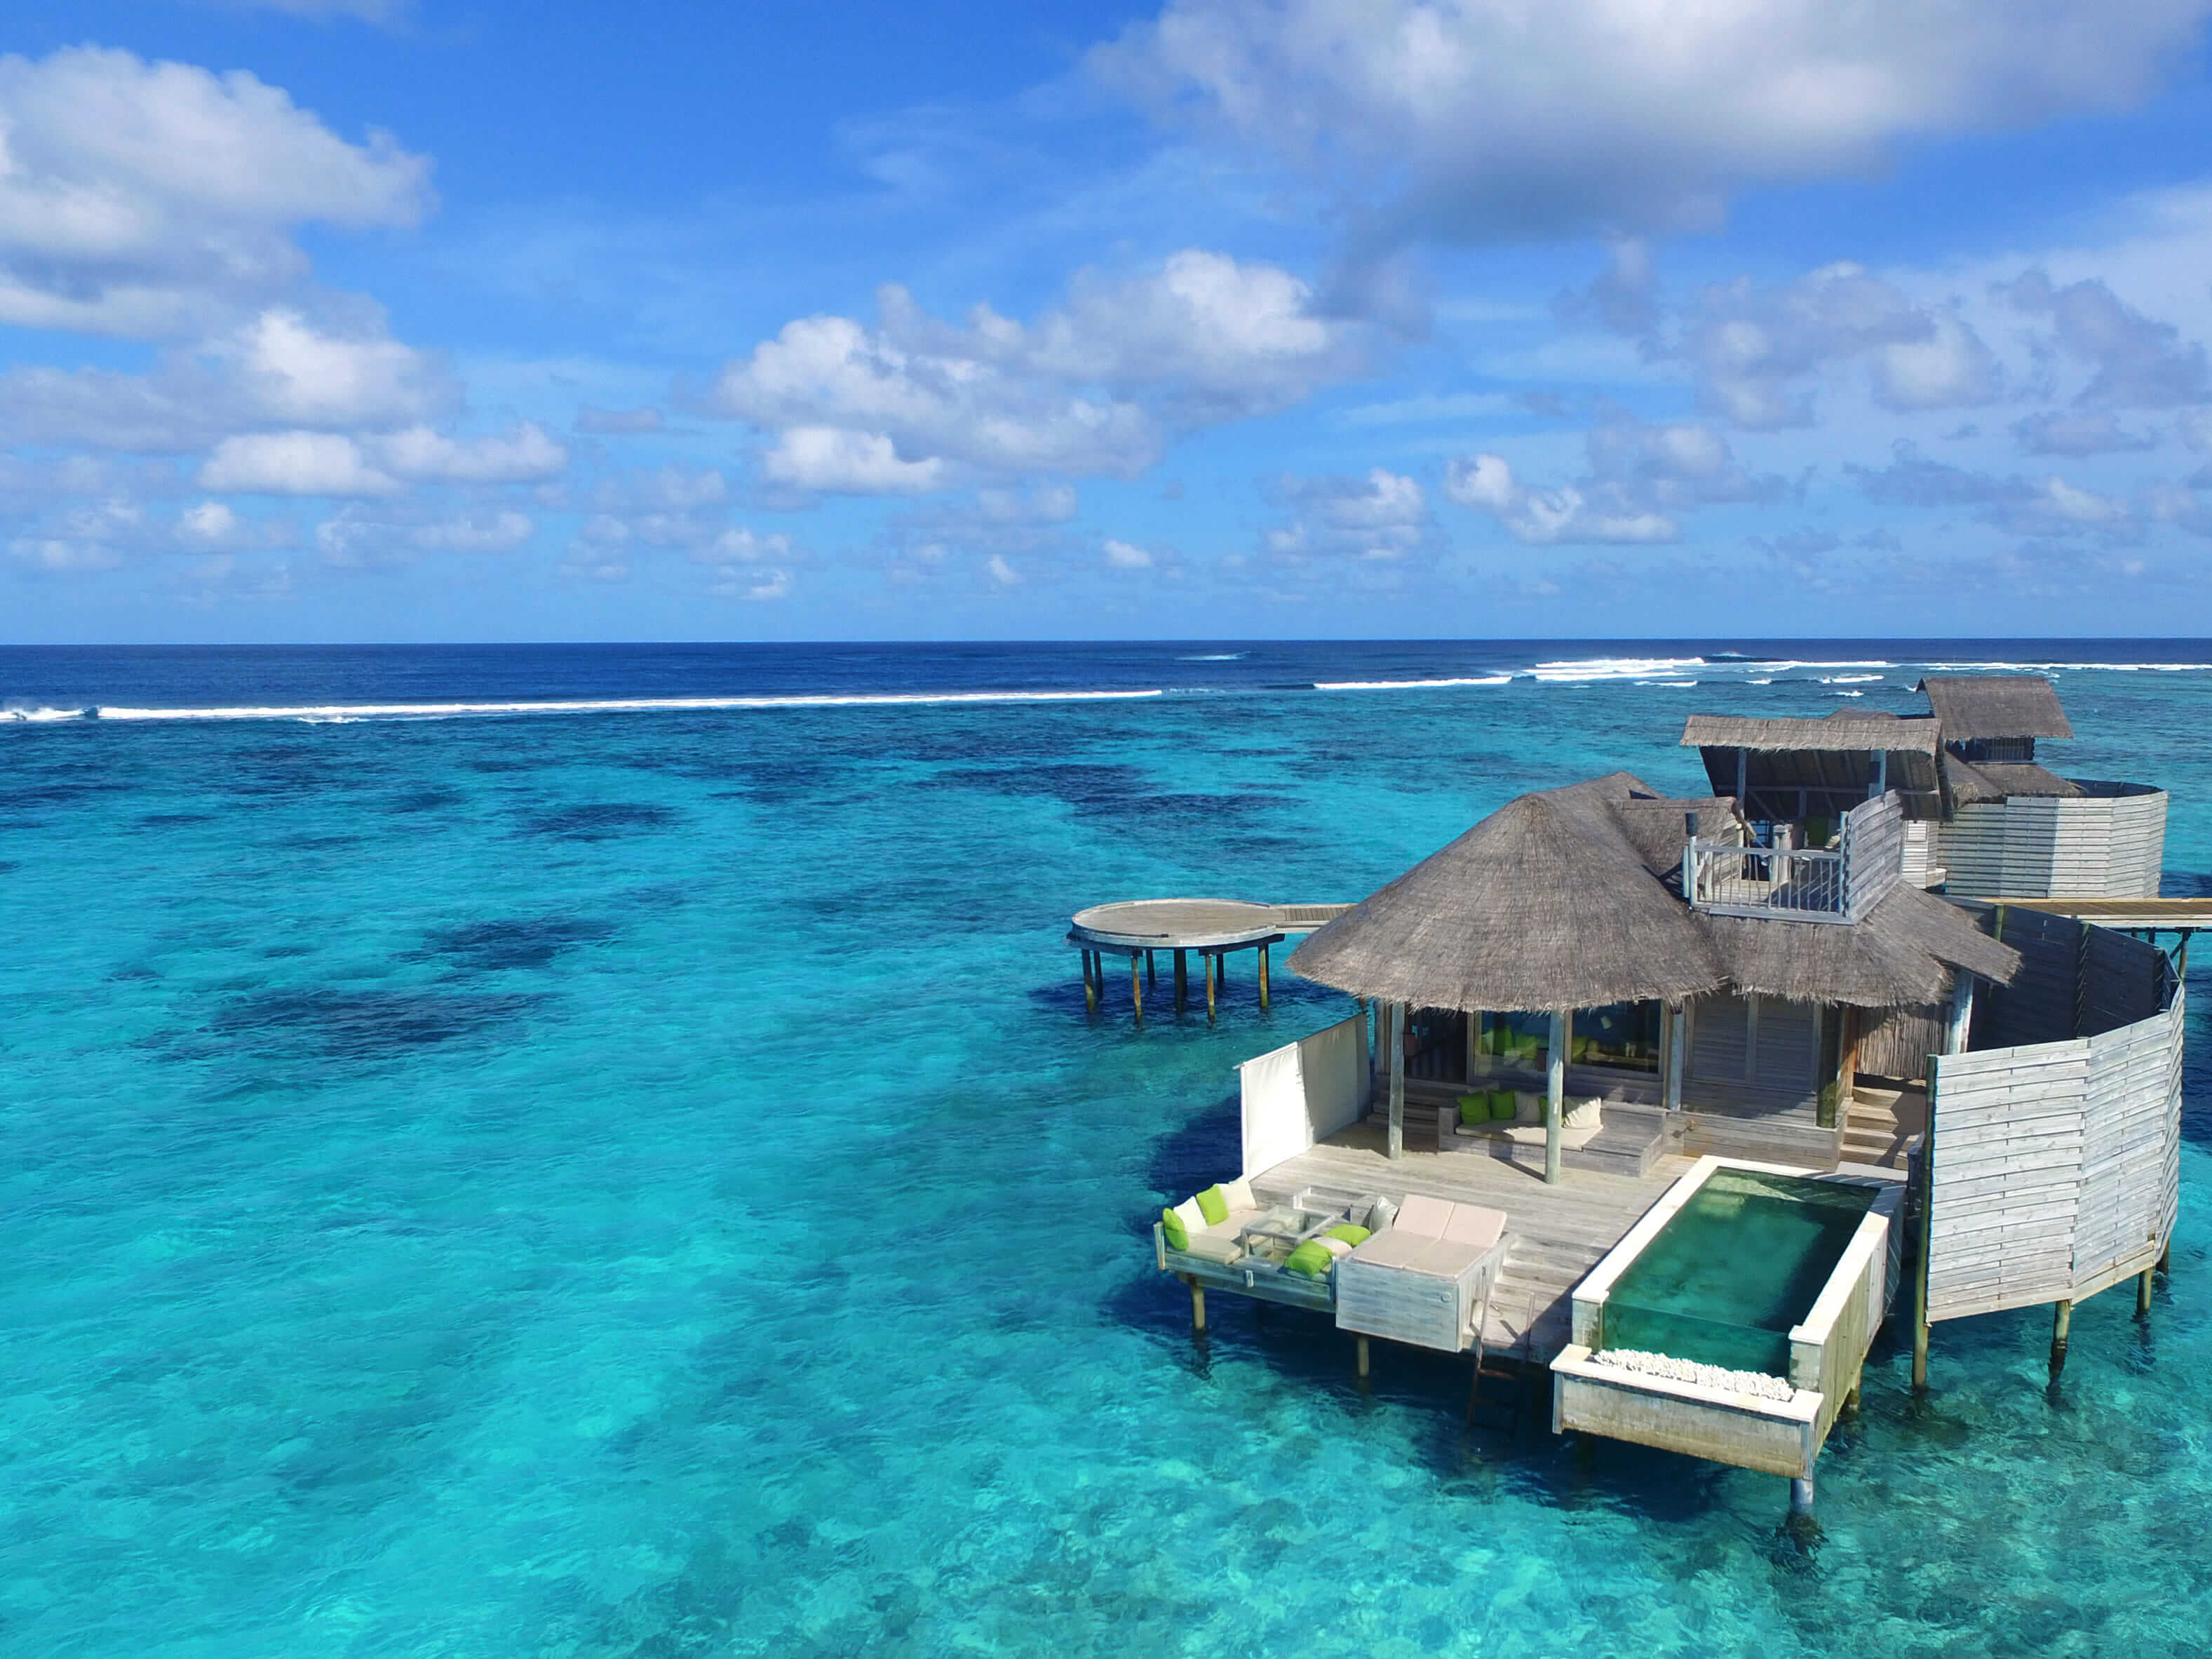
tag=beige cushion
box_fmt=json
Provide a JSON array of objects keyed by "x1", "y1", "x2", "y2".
[
  {"x1": 1441, "y1": 1204, "x2": 1506, "y2": 1251},
  {"x1": 1317, "y1": 1235, "x2": 1355, "y2": 1260},
  {"x1": 1515, "y1": 1092, "x2": 1542, "y2": 1124},
  {"x1": 1173, "y1": 1197, "x2": 1210, "y2": 1239},
  {"x1": 1395, "y1": 1193, "x2": 1454, "y2": 1238},
  {"x1": 1221, "y1": 1178, "x2": 1256, "y2": 1211},
  {"x1": 1565, "y1": 1098, "x2": 1603, "y2": 1131},
  {"x1": 1502, "y1": 1122, "x2": 1603, "y2": 1151},
  {"x1": 1221, "y1": 1206, "x2": 1260, "y2": 1235},
  {"x1": 1185, "y1": 1232, "x2": 1242, "y2": 1264}
]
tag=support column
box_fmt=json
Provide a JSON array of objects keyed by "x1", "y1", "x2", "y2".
[
  {"x1": 1545, "y1": 1009, "x2": 1570, "y2": 1185},
  {"x1": 1387, "y1": 1002, "x2": 1405, "y2": 1161},
  {"x1": 2138, "y1": 1265, "x2": 2155, "y2": 1317},
  {"x1": 1914, "y1": 1056, "x2": 1936, "y2": 1390},
  {"x1": 1664, "y1": 1004, "x2": 1686, "y2": 1113},
  {"x1": 2049, "y1": 1299, "x2": 2073, "y2": 1381},
  {"x1": 1146, "y1": 950, "x2": 1156, "y2": 991},
  {"x1": 1789, "y1": 1476, "x2": 1815, "y2": 1520},
  {"x1": 1257, "y1": 946, "x2": 1271, "y2": 1009},
  {"x1": 1945, "y1": 972, "x2": 1976, "y2": 1055},
  {"x1": 1130, "y1": 953, "x2": 1142, "y2": 1021},
  {"x1": 1082, "y1": 950, "x2": 1098, "y2": 1013},
  {"x1": 1173, "y1": 949, "x2": 1187, "y2": 1013},
  {"x1": 1189, "y1": 1278, "x2": 1206, "y2": 1336},
  {"x1": 1205, "y1": 953, "x2": 1218, "y2": 1019},
  {"x1": 1356, "y1": 1335, "x2": 1370, "y2": 1383}
]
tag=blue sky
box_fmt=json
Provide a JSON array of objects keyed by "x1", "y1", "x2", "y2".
[{"x1": 8, "y1": 1, "x2": 2212, "y2": 641}]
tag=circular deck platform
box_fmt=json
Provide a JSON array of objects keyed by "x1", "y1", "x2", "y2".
[{"x1": 1068, "y1": 897, "x2": 1285, "y2": 951}]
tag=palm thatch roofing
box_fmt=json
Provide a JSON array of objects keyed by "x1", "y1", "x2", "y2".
[
  {"x1": 1679, "y1": 711, "x2": 1941, "y2": 754},
  {"x1": 1917, "y1": 675, "x2": 2073, "y2": 740},
  {"x1": 1942, "y1": 755, "x2": 2082, "y2": 805},
  {"x1": 1288, "y1": 773, "x2": 2019, "y2": 1014}
]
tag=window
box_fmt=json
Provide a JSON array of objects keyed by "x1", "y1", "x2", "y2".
[{"x1": 1574, "y1": 1000, "x2": 1663, "y2": 1072}]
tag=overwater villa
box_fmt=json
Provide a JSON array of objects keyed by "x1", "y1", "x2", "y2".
[{"x1": 1140, "y1": 676, "x2": 2187, "y2": 1516}]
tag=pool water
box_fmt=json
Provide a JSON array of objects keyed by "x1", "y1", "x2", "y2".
[{"x1": 1601, "y1": 1171, "x2": 1882, "y2": 1377}]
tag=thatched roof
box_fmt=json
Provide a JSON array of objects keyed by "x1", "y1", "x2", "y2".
[
  {"x1": 1706, "y1": 885, "x2": 2018, "y2": 1007},
  {"x1": 1288, "y1": 773, "x2": 1729, "y2": 1013},
  {"x1": 1290, "y1": 773, "x2": 2021, "y2": 1014},
  {"x1": 1680, "y1": 711, "x2": 1941, "y2": 754},
  {"x1": 1942, "y1": 755, "x2": 2082, "y2": 805},
  {"x1": 1918, "y1": 675, "x2": 2073, "y2": 740}
]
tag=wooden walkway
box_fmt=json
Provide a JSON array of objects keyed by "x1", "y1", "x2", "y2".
[
  {"x1": 1997, "y1": 897, "x2": 2212, "y2": 932},
  {"x1": 1249, "y1": 1120, "x2": 1691, "y2": 1362}
]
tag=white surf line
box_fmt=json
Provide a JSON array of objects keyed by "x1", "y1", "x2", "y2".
[
  {"x1": 19, "y1": 688, "x2": 1169, "y2": 723},
  {"x1": 1311, "y1": 675, "x2": 1513, "y2": 690}
]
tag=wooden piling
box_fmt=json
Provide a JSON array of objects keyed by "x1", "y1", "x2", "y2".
[
  {"x1": 1356, "y1": 1335, "x2": 1370, "y2": 1382},
  {"x1": 1258, "y1": 946, "x2": 1271, "y2": 1009},
  {"x1": 1189, "y1": 1277, "x2": 1206, "y2": 1335},
  {"x1": 1146, "y1": 950, "x2": 1156, "y2": 990},
  {"x1": 2138, "y1": 1266, "x2": 2154, "y2": 1317},
  {"x1": 1789, "y1": 1476, "x2": 1815, "y2": 1520},
  {"x1": 1130, "y1": 953, "x2": 1142, "y2": 1021},
  {"x1": 1082, "y1": 950, "x2": 1098, "y2": 1012},
  {"x1": 1205, "y1": 953, "x2": 1217, "y2": 1019},
  {"x1": 2049, "y1": 1299, "x2": 2072, "y2": 1380},
  {"x1": 1913, "y1": 1053, "x2": 1936, "y2": 1391},
  {"x1": 1173, "y1": 949, "x2": 1187, "y2": 1013}
]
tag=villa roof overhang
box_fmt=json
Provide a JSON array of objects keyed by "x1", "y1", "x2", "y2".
[
  {"x1": 1917, "y1": 675, "x2": 2074, "y2": 741},
  {"x1": 1289, "y1": 772, "x2": 2020, "y2": 1014},
  {"x1": 1678, "y1": 712, "x2": 1941, "y2": 755}
]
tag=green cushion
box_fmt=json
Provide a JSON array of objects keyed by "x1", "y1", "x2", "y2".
[
  {"x1": 1284, "y1": 1240, "x2": 1334, "y2": 1277},
  {"x1": 1195, "y1": 1185, "x2": 1229, "y2": 1226},
  {"x1": 1325, "y1": 1224, "x2": 1370, "y2": 1247},
  {"x1": 1161, "y1": 1207, "x2": 1189, "y2": 1251},
  {"x1": 1457, "y1": 1093, "x2": 1487, "y2": 1127},
  {"x1": 1490, "y1": 1088, "x2": 1518, "y2": 1122}
]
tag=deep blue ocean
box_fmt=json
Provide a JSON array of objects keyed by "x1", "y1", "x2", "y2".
[{"x1": 6, "y1": 640, "x2": 2211, "y2": 1658}]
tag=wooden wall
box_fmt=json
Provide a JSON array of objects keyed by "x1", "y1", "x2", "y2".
[
  {"x1": 1924, "y1": 984, "x2": 2183, "y2": 1324},
  {"x1": 1685, "y1": 993, "x2": 1821, "y2": 1117},
  {"x1": 1941, "y1": 789, "x2": 2167, "y2": 899},
  {"x1": 1974, "y1": 907, "x2": 2168, "y2": 1050},
  {"x1": 1856, "y1": 1002, "x2": 1945, "y2": 1082}
]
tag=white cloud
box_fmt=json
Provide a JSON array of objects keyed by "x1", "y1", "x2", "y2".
[
  {"x1": 1267, "y1": 467, "x2": 1430, "y2": 563},
  {"x1": 689, "y1": 526, "x2": 799, "y2": 599},
  {"x1": 1097, "y1": 1, "x2": 2211, "y2": 244},
  {"x1": 199, "y1": 431, "x2": 398, "y2": 495},
  {"x1": 1447, "y1": 415, "x2": 1779, "y2": 544},
  {"x1": 1103, "y1": 537, "x2": 1154, "y2": 569},
  {"x1": 0, "y1": 46, "x2": 431, "y2": 337},
  {"x1": 985, "y1": 553, "x2": 1021, "y2": 586},
  {"x1": 375, "y1": 422, "x2": 567, "y2": 483},
  {"x1": 227, "y1": 309, "x2": 447, "y2": 426},
  {"x1": 314, "y1": 506, "x2": 534, "y2": 567},
  {"x1": 710, "y1": 250, "x2": 1370, "y2": 493},
  {"x1": 2003, "y1": 270, "x2": 2212, "y2": 408},
  {"x1": 760, "y1": 426, "x2": 945, "y2": 493}
]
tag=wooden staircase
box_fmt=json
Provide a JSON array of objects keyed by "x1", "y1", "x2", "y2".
[{"x1": 1841, "y1": 1082, "x2": 1927, "y2": 1170}]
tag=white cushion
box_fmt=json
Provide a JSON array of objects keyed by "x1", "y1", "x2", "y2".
[
  {"x1": 1173, "y1": 1197, "x2": 1210, "y2": 1238},
  {"x1": 1565, "y1": 1098, "x2": 1603, "y2": 1131},
  {"x1": 1515, "y1": 1092, "x2": 1542, "y2": 1124},
  {"x1": 1221, "y1": 1178, "x2": 1256, "y2": 1211},
  {"x1": 1317, "y1": 1235, "x2": 1355, "y2": 1259},
  {"x1": 1185, "y1": 1232, "x2": 1242, "y2": 1263},
  {"x1": 1395, "y1": 1193, "x2": 1454, "y2": 1238}
]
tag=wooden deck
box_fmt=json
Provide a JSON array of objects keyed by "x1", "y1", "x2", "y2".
[{"x1": 1248, "y1": 1119, "x2": 1693, "y2": 1362}]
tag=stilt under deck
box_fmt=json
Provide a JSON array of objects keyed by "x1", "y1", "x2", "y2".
[{"x1": 1248, "y1": 1117, "x2": 1692, "y2": 1362}]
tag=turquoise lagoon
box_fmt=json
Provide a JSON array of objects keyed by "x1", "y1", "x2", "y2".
[{"x1": 4, "y1": 643, "x2": 2211, "y2": 1658}]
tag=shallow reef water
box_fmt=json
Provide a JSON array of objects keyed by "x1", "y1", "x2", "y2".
[{"x1": 4, "y1": 640, "x2": 2212, "y2": 1658}]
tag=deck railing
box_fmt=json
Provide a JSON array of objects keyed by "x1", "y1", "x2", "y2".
[{"x1": 1686, "y1": 793, "x2": 1904, "y2": 925}]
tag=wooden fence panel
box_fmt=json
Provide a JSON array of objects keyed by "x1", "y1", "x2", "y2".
[{"x1": 1927, "y1": 1042, "x2": 2086, "y2": 1320}]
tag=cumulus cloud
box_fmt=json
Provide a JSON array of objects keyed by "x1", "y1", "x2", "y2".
[
  {"x1": 1447, "y1": 415, "x2": 1781, "y2": 544},
  {"x1": 199, "y1": 431, "x2": 399, "y2": 495},
  {"x1": 0, "y1": 46, "x2": 431, "y2": 337},
  {"x1": 1676, "y1": 264, "x2": 1999, "y2": 428},
  {"x1": 1266, "y1": 468, "x2": 1430, "y2": 563},
  {"x1": 2004, "y1": 270, "x2": 2212, "y2": 408},
  {"x1": 708, "y1": 250, "x2": 1370, "y2": 493},
  {"x1": 375, "y1": 422, "x2": 567, "y2": 484},
  {"x1": 1096, "y1": 0, "x2": 2211, "y2": 245},
  {"x1": 2013, "y1": 410, "x2": 2159, "y2": 456},
  {"x1": 1848, "y1": 441, "x2": 2137, "y2": 536},
  {"x1": 1102, "y1": 537, "x2": 1154, "y2": 569}
]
